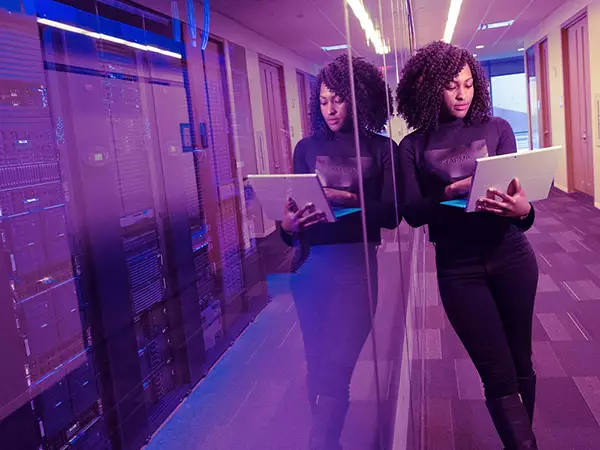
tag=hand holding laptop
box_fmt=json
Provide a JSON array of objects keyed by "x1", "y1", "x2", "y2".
[
  {"x1": 323, "y1": 188, "x2": 360, "y2": 207},
  {"x1": 247, "y1": 174, "x2": 362, "y2": 223},
  {"x1": 281, "y1": 198, "x2": 327, "y2": 234},
  {"x1": 444, "y1": 176, "x2": 473, "y2": 200},
  {"x1": 475, "y1": 178, "x2": 532, "y2": 219},
  {"x1": 439, "y1": 146, "x2": 560, "y2": 213}
]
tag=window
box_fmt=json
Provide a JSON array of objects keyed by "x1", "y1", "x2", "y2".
[{"x1": 491, "y1": 73, "x2": 530, "y2": 151}]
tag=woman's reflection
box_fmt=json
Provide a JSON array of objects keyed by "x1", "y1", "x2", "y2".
[{"x1": 280, "y1": 54, "x2": 400, "y2": 450}]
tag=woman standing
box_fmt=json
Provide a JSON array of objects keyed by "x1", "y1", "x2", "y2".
[
  {"x1": 280, "y1": 54, "x2": 399, "y2": 450},
  {"x1": 396, "y1": 41, "x2": 538, "y2": 449}
]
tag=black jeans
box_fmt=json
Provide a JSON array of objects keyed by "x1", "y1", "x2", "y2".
[
  {"x1": 435, "y1": 231, "x2": 539, "y2": 400},
  {"x1": 291, "y1": 243, "x2": 378, "y2": 400}
]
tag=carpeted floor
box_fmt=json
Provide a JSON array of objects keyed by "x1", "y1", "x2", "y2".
[{"x1": 419, "y1": 189, "x2": 600, "y2": 449}]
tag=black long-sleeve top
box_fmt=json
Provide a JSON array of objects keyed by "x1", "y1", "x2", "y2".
[
  {"x1": 398, "y1": 116, "x2": 535, "y2": 248},
  {"x1": 282, "y1": 131, "x2": 401, "y2": 246}
]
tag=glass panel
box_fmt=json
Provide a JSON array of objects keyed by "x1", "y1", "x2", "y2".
[
  {"x1": 344, "y1": 0, "x2": 420, "y2": 448},
  {"x1": 526, "y1": 46, "x2": 540, "y2": 149},
  {"x1": 0, "y1": 1, "x2": 418, "y2": 449},
  {"x1": 491, "y1": 73, "x2": 530, "y2": 151}
]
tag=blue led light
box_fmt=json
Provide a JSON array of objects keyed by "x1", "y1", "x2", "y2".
[{"x1": 201, "y1": 0, "x2": 210, "y2": 50}]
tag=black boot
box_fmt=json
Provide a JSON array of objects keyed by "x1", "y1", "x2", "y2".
[
  {"x1": 486, "y1": 394, "x2": 538, "y2": 450},
  {"x1": 309, "y1": 395, "x2": 349, "y2": 450},
  {"x1": 518, "y1": 373, "x2": 537, "y2": 424}
]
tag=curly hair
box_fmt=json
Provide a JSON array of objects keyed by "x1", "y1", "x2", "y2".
[
  {"x1": 309, "y1": 53, "x2": 392, "y2": 137},
  {"x1": 396, "y1": 41, "x2": 491, "y2": 132}
]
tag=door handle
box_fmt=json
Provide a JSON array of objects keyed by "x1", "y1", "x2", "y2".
[{"x1": 583, "y1": 131, "x2": 588, "y2": 140}]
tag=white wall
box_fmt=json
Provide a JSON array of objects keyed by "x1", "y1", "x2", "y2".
[{"x1": 524, "y1": 0, "x2": 600, "y2": 203}]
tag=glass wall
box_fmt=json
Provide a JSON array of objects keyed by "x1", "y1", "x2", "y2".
[{"x1": 0, "y1": 1, "x2": 421, "y2": 450}]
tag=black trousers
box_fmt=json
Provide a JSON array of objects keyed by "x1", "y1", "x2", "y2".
[
  {"x1": 291, "y1": 243, "x2": 378, "y2": 400},
  {"x1": 435, "y1": 231, "x2": 539, "y2": 400}
]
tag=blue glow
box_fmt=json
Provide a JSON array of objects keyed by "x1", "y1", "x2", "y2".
[
  {"x1": 201, "y1": 0, "x2": 210, "y2": 50},
  {"x1": 187, "y1": 0, "x2": 197, "y2": 47},
  {"x1": 36, "y1": 1, "x2": 183, "y2": 56},
  {"x1": 171, "y1": 0, "x2": 181, "y2": 42},
  {"x1": 0, "y1": 0, "x2": 21, "y2": 13},
  {"x1": 22, "y1": 0, "x2": 36, "y2": 14}
]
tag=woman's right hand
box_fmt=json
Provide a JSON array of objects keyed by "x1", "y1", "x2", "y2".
[
  {"x1": 281, "y1": 198, "x2": 327, "y2": 234},
  {"x1": 444, "y1": 177, "x2": 473, "y2": 200}
]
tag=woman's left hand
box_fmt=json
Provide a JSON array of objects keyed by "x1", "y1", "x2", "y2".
[
  {"x1": 324, "y1": 188, "x2": 360, "y2": 207},
  {"x1": 476, "y1": 178, "x2": 532, "y2": 219}
]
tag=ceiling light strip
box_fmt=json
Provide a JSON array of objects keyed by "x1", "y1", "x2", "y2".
[
  {"x1": 443, "y1": 0, "x2": 464, "y2": 43},
  {"x1": 478, "y1": 20, "x2": 514, "y2": 30},
  {"x1": 37, "y1": 18, "x2": 182, "y2": 59},
  {"x1": 345, "y1": 0, "x2": 390, "y2": 54},
  {"x1": 321, "y1": 44, "x2": 349, "y2": 51}
]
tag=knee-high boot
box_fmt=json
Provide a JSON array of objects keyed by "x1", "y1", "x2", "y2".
[
  {"x1": 517, "y1": 373, "x2": 537, "y2": 424},
  {"x1": 485, "y1": 394, "x2": 538, "y2": 450}
]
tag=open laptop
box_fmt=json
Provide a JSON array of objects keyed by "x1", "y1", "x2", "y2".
[
  {"x1": 441, "y1": 146, "x2": 561, "y2": 212},
  {"x1": 247, "y1": 174, "x2": 361, "y2": 222}
]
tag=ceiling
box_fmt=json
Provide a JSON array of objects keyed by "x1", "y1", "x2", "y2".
[
  {"x1": 144, "y1": 0, "x2": 566, "y2": 65},
  {"x1": 209, "y1": 0, "x2": 407, "y2": 67},
  {"x1": 413, "y1": 0, "x2": 566, "y2": 60}
]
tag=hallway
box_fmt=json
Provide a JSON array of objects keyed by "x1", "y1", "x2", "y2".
[
  {"x1": 419, "y1": 189, "x2": 600, "y2": 449},
  {"x1": 141, "y1": 190, "x2": 600, "y2": 450},
  {"x1": 144, "y1": 226, "x2": 411, "y2": 450}
]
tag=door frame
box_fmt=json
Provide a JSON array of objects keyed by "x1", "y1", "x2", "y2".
[
  {"x1": 257, "y1": 55, "x2": 293, "y2": 174},
  {"x1": 561, "y1": 8, "x2": 593, "y2": 194},
  {"x1": 525, "y1": 45, "x2": 537, "y2": 150},
  {"x1": 296, "y1": 69, "x2": 312, "y2": 138},
  {"x1": 525, "y1": 37, "x2": 552, "y2": 150},
  {"x1": 538, "y1": 39, "x2": 552, "y2": 148}
]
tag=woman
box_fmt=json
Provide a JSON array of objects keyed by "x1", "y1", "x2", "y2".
[
  {"x1": 280, "y1": 54, "x2": 400, "y2": 450},
  {"x1": 396, "y1": 41, "x2": 539, "y2": 449}
]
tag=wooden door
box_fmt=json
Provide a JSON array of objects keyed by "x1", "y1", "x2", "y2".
[
  {"x1": 259, "y1": 58, "x2": 292, "y2": 174},
  {"x1": 567, "y1": 15, "x2": 594, "y2": 195}
]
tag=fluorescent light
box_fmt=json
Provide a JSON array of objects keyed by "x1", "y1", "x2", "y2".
[
  {"x1": 345, "y1": 0, "x2": 390, "y2": 54},
  {"x1": 321, "y1": 44, "x2": 349, "y2": 51},
  {"x1": 476, "y1": 45, "x2": 484, "y2": 49},
  {"x1": 37, "y1": 18, "x2": 182, "y2": 59},
  {"x1": 473, "y1": 54, "x2": 478, "y2": 57},
  {"x1": 442, "y1": 0, "x2": 464, "y2": 43},
  {"x1": 478, "y1": 20, "x2": 515, "y2": 30},
  {"x1": 518, "y1": 47, "x2": 525, "y2": 51}
]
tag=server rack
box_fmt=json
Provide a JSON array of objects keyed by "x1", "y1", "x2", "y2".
[
  {"x1": 0, "y1": 10, "x2": 107, "y2": 450},
  {"x1": 0, "y1": 2, "x2": 269, "y2": 448}
]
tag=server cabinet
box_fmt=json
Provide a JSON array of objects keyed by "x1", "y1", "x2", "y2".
[
  {"x1": 0, "y1": 9, "x2": 107, "y2": 450},
  {"x1": 0, "y1": 2, "x2": 269, "y2": 449}
]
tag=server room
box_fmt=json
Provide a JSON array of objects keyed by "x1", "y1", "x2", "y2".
[{"x1": 3, "y1": 0, "x2": 600, "y2": 450}]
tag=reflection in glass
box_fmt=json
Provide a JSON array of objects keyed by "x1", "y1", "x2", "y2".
[
  {"x1": 281, "y1": 54, "x2": 399, "y2": 449},
  {"x1": 0, "y1": 0, "x2": 416, "y2": 448}
]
